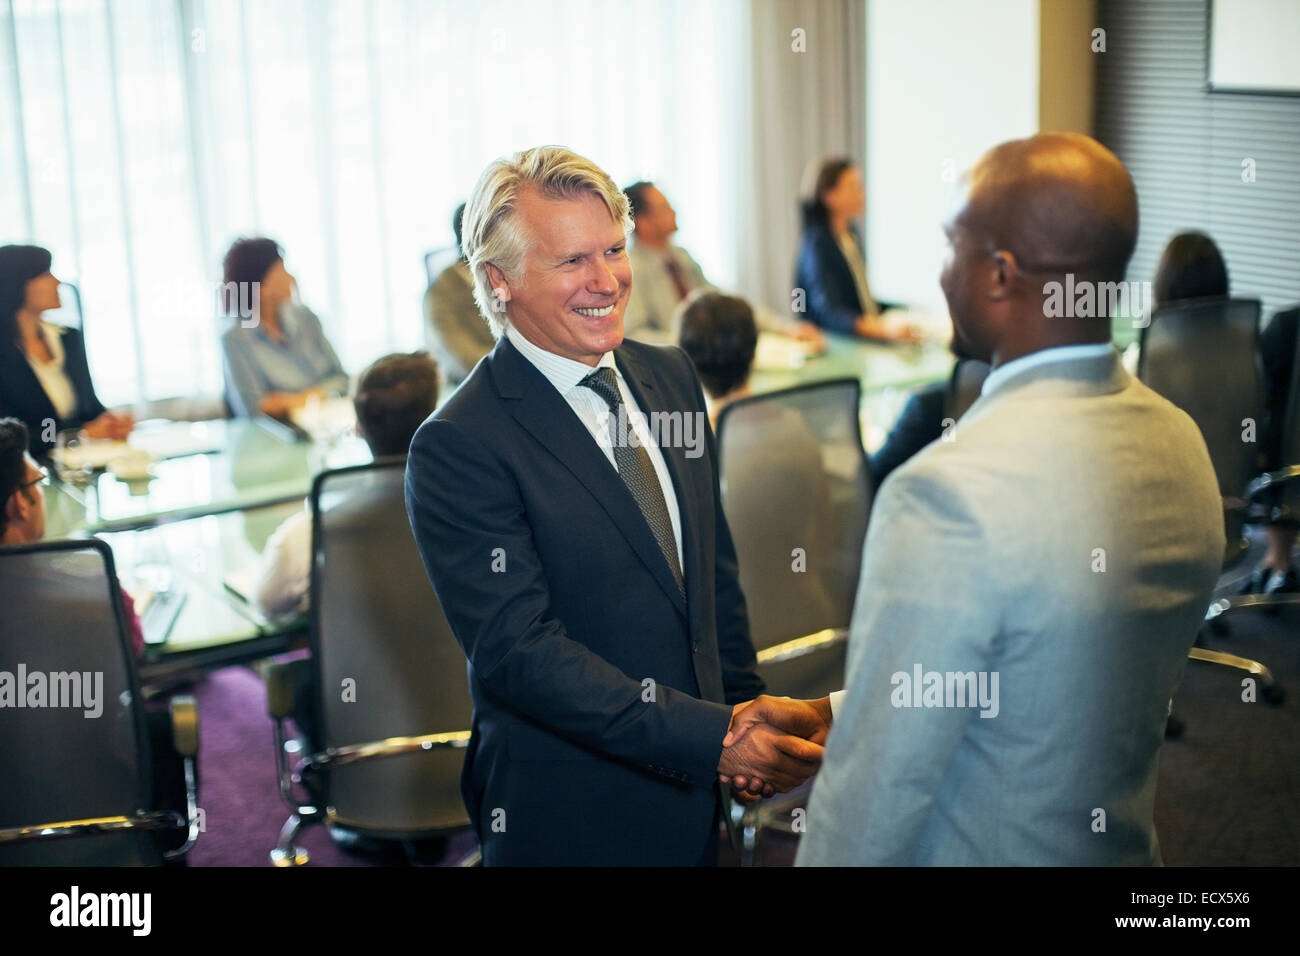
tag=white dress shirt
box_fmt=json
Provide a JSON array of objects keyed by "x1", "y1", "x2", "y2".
[
  {"x1": 255, "y1": 503, "x2": 312, "y2": 619},
  {"x1": 505, "y1": 323, "x2": 684, "y2": 569}
]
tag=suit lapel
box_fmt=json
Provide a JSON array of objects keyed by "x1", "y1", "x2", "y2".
[
  {"x1": 2, "y1": 343, "x2": 57, "y2": 425},
  {"x1": 492, "y1": 338, "x2": 689, "y2": 618}
]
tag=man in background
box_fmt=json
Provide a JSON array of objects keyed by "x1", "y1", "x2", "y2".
[
  {"x1": 255, "y1": 351, "x2": 439, "y2": 619},
  {"x1": 624, "y1": 181, "x2": 824, "y2": 348},
  {"x1": 1, "y1": 415, "x2": 189, "y2": 853},
  {"x1": 425, "y1": 203, "x2": 496, "y2": 387}
]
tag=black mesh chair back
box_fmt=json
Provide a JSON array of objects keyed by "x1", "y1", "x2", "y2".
[
  {"x1": 945, "y1": 359, "x2": 991, "y2": 422},
  {"x1": 1277, "y1": 311, "x2": 1300, "y2": 475},
  {"x1": 309, "y1": 459, "x2": 472, "y2": 834},
  {"x1": 1138, "y1": 297, "x2": 1263, "y2": 556},
  {"x1": 716, "y1": 378, "x2": 871, "y2": 698},
  {"x1": 0, "y1": 539, "x2": 157, "y2": 865}
]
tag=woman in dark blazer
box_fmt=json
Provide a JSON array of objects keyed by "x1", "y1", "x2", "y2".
[
  {"x1": 0, "y1": 245, "x2": 132, "y2": 456},
  {"x1": 794, "y1": 158, "x2": 917, "y2": 343}
]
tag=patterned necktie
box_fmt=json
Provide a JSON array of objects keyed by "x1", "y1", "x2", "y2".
[{"x1": 581, "y1": 367, "x2": 685, "y2": 596}]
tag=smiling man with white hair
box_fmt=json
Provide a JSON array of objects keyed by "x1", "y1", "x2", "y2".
[{"x1": 403, "y1": 146, "x2": 829, "y2": 866}]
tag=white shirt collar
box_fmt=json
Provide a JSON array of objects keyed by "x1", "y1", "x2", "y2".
[
  {"x1": 33, "y1": 321, "x2": 66, "y2": 367},
  {"x1": 505, "y1": 323, "x2": 617, "y2": 397},
  {"x1": 981, "y1": 343, "x2": 1116, "y2": 397}
]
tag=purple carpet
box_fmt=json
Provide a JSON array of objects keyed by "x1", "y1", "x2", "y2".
[{"x1": 184, "y1": 665, "x2": 477, "y2": 867}]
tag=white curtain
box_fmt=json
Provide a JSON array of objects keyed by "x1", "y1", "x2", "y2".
[
  {"x1": 1, "y1": 0, "x2": 762, "y2": 406},
  {"x1": 735, "y1": 0, "x2": 866, "y2": 316}
]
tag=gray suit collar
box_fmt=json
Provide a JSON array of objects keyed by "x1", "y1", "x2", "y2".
[
  {"x1": 985, "y1": 347, "x2": 1125, "y2": 397},
  {"x1": 966, "y1": 348, "x2": 1128, "y2": 422}
]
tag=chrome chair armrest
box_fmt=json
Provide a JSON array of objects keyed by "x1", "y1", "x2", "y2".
[
  {"x1": 300, "y1": 731, "x2": 471, "y2": 772},
  {"x1": 1246, "y1": 465, "x2": 1300, "y2": 502},
  {"x1": 756, "y1": 627, "x2": 849, "y2": 666},
  {"x1": 0, "y1": 811, "x2": 184, "y2": 846},
  {"x1": 1189, "y1": 646, "x2": 1275, "y2": 682}
]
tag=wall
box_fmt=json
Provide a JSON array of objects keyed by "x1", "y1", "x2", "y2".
[
  {"x1": 865, "y1": 0, "x2": 1040, "y2": 313},
  {"x1": 1096, "y1": 0, "x2": 1300, "y2": 317}
]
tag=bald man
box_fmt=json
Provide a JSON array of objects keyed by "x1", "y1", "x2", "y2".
[{"x1": 794, "y1": 133, "x2": 1223, "y2": 865}]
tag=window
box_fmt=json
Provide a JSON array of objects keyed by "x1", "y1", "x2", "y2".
[{"x1": 2, "y1": 0, "x2": 745, "y2": 405}]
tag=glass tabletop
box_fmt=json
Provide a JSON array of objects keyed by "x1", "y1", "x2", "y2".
[
  {"x1": 99, "y1": 501, "x2": 308, "y2": 661},
  {"x1": 750, "y1": 331, "x2": 954, "y2": 395},
  {"x1": 751, "y1": 332, "x2": 956, "y2": 454},
  {"x1": 46, "y1": 418, "x2": 371, "y2": 537}
]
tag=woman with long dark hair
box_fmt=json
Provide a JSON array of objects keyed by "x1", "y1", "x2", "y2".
[
  {"x1": 1152, "y1": 231, "x2": 1229, "y2": 308},
  {"x1": 0, "y1": 244, "x2": 133, "y2": 455},
  {"x1": 793, "y1": 158, "x2": 917, "y2": 342}
]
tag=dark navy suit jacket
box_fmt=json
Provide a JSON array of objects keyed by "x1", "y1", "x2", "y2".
[
  {"x1": 794, "y1": 222, "x2": 869, "y2": 334},
  {"x1": 404, "y1": 334, "x2": 763, "y2": 865},
  {"x1": 0, "y1": 326, "x2": 107, "y2": 456}
]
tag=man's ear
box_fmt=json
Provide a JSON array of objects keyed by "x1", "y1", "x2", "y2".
[
  {"x1": 986, "y1": 250, "x2": 1016, "y2": 302},
  {"x1": 4, "y1": 490, "x2": 26, "y2": 527},
  {"x1": 485, "y1": 263, "x2": 512, "y2": 305}
]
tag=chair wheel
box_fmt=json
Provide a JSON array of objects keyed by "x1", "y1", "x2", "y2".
[{"x1": 1262, "y1": 683, "x2": 1286, "y2": 706}]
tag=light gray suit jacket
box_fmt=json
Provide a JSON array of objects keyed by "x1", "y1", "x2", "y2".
[{"x1": 797, "y1": 349, "x2": 1223, "y2": 866}]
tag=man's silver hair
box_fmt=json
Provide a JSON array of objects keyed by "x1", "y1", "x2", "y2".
[{"x1": 461, "y1": 146, "x2": 633, "y2": 336}]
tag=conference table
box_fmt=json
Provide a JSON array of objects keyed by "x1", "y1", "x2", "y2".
[
  {"x1": 46, "y1": 419, "x2": 373, "y2": 682},
  {"x1": 47, "y1": 333, "x2": 955, "y2": 685}
]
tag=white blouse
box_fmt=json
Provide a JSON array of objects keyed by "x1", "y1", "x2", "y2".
[{"x1": 26, "y1": 321, "x2": 78, "y2": 420}]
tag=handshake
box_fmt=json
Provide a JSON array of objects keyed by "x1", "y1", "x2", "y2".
[{"x1": 717, "y1": 695, "x2": 834, "y2": 803}]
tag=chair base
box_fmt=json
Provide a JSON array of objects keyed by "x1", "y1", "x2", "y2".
[{"x1": 270, "y1": 814, "x2": 310, "y2": 867}]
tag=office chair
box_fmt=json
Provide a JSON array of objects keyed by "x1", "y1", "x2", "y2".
[
  {"x1": 1202, "y1": 303, "x2": 1300, "y2": 668},
  {"x1": 1138, "y1": 296, "x2": 1284, "y2": 703},
  {"x1": 716, "y1": 377, "x2": 872, "y2": 693},
  {"x1": 0, "y1": 538, "x2": 200, "y2": 865},
  {"x1": 715, "y1": 378, "x2": 871, "y2": 863},
  {"x1": 265, "y1": 458, "x2": 476, "y2": 866}
]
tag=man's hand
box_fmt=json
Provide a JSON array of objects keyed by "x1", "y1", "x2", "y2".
[
  {"x1": 788, "y1": 321, "x2": 827, "y2": 351},
  {"x1": 721, "y1": 695, "x2": 833, "y2": 799},
  {"x1": 82, "y1": 409, "x2": 134, "y2": 441},
  {"x1": 854, "y1": 313, "x2": 923, "y2": 345},
  {"x1": 259, "y1": 391, "x2": 295, "y2": 420},
  {"x1": 717, "y1": 714, "x2": 823, "y2": 795}
]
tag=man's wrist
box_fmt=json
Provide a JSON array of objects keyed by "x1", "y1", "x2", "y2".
[{"x1": 717, "y1": 703, "x2": 744, "y2": 775}]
